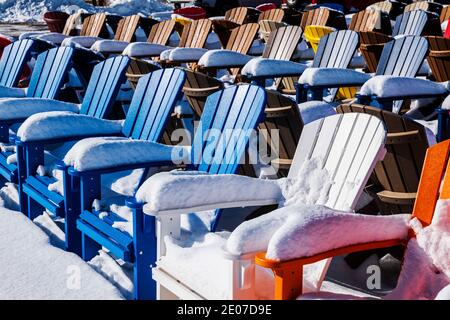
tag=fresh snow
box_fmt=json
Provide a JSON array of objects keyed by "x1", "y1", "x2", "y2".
[
  {"x1": 0, "y1": 207, "x2": 124, "y2": 299},
  {"x1": 91, "y1": 39, "x2": 129, "y2": 53},
  {"x1": 0, "y1": 98, "x2": 80, "y2": 120},
  {"x1": 198, "y1": 50, "x2": 253, "y2": 69},
  {"x1": 62, "y1": 35, "x2": 101, "y2": 48},
  {"x1": 166, "y1": 47, "x2": 208, "y2": 62},
  {"x1": 297, "y1": 101, "x2": 337, "y2": 124},
  {"x1": 35, "y1": 32, "x2": 68, "y2": 45},
  {"x1": 0, "y1": 85, "x2": 26, "y2": 98},
  {"x1": 123, "y1": 42, "x2": 172, "y2": 57},
  {"x1": 442, "y1": 94, "x2": 450, "y2": 110},
  {"x1": 242, "y1": 58, "x2": 309, "y2": 78},
  {"x1": 299, "y1": 68, "x2": 371, "y2": 86},
  {"x1": 359, "y1": 76, "x2": 450, "y2": 98},
  {"x1": 17, "y1": 111, "x2": 123, "y2": 142}
]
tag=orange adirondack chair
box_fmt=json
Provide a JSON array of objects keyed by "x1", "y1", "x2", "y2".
[{"x1": 256, "y1": 140, "x2": 450, "y2": 300}]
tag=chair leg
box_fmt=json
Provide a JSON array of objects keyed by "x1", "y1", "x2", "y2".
[
  {"x1": 16, "y1": 144, "x2": 28, "y2": 215},
  {"x1": 65, "y1": 172, "x2": 82, "y2": 254},
  {"x1": 79, "y1": 174, "x2": 101, "y2": 258},
  {"x1": 24, "y1": 143, "x2": 44, "y2": 219},
  {"x1": 0, "y1": 123, "x2": 9, "y2": 143},
  {"x1": 81, "y1": 233, "x2": 101, "y2": 261}
]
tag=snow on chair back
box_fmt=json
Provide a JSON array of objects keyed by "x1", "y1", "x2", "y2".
[
  {"x1": 263, "y1": 25, "x2": 303, "y2": 60},
  {"x1": 288, "y1": 113, "x2": 386, "y2": 211},
  {"x1": 392, "y1": 10, "x2": 428, "y2": 36},
  {"x1": 376, "y1": 35, "x2": 428, "y2": 77},
  {"x1": 312, "y1": 30, "x2": 359, "y2": 68},
  {"x1": 178, "y1": 19, "x2": 213, "y2": 48},
  {"x1": 0, "y1": 39, "x2": 34, "y2": 87},
  {"x1": 412, "y1": 139, "x2": 450, "y2": 227},
  {"x1": 26, "y1": 47, "x2": 74, "y2": 99},
  {"x1": 194, "y1": 84, "x2": 267, "y2": 175},
  {"x1": 79, "y1": 55, "x2": 130, "y2": 118},
  {"x1": 121, "y1": 68, "x2": 186, "y2": 142}
]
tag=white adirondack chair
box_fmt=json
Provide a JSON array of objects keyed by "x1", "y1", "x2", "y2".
[{"x1": 134, "y1": 113, "x2": 387, "y2": 299}]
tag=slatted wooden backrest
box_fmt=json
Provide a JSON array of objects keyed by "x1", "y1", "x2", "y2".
[
  {"x1": 263, "y1": 25, "x2": 303, "y2": 59},
  {"x1": 288, "y1": 113, "x2": 386, "y2": 211},
  {"x1": 426, "y1": 35, "x2": 450, "y2": 50},
  {"x1": 441, "y1": 6, "x2": 450, "y2": 23},
  {"x1": 147, "y1": 19, "x2": 176, "y2": 45},
  {"x1": 300, "y1": 7, "x2": 330, "y2": 31},
  {"x1": 113, "y1": 15, "x2": 141, "y2": 42},
  {"x1": 337, "y1": 103, "x2": 429, "y2": 214},
  {"x1": 80, "y1": 13, "x2": 107, "y2": 37},
  {"x1": 412, "y1": 139, "x2": 450, "y2": 226},
  {"x1": 359, "y1": 31, "x2": 393, "y2": 73},
  {"x1": 259, "y1": 20, "x2": 285, "y2": 42},
  {"x1": 178, "y1": 19, "x2": 212, "y2": 48},
  {"x1": 193, "y1": 85, "x2": 266, "y2": 175},
  {"x1": 368, "y1": 1, "x2": 393, "y2": 15},
  {"x1": 26, "y1": 47, "x2": 73, "y2": 99},
  {"x1": 62, "y1": 13, "x2": 80, "y2": 36},
  {"x1": 0, "y1": 39, "x2": 34, "y2": 87},
  {"x1": 225, "y1": 23, "x2": 259, "y2": 52},
  {"x1": 122, "y1": 68, "x2": 186, "y2": 141},
  {"x1": 313, "y1": 30, "x2": 360, "y2": 68},
  {"x1": 79, "y1": 56, "x2": 130, "y2": 118},
  {"x1": 405, "y1": 1, "x2": 442, "y2": 15},
  {"x1": 258, "y1": 8, "x2": 284, "y2": 23},
  {"x1": 426, "y1": 36, "x2": 450, "y2": 82},
  {"x1": 126, "y1": 58, "x2": 161, "y2": 90},
  {"x1": 304, "y1": 25, "x2": 336, "y2": 52},
  {"x1": 349, "y1": 9, "x2": 390, "y2": 33},
  {"x1": 225, "y1": 7, "x2": 248, "y2": 25},
  {"x1": 392, "y1": 10, "x2": 428, "y2": 36},
  {"x1": 376, "y1": 35, "x2": 428, "y2": 76}
]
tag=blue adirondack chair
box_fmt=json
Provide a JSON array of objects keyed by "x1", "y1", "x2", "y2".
[
  {"x1": 0, "y1": 39, "x2": 34, "y2": 89},
  {"x1": 15, "y1": 55, "x2": 130, "y2": 219},
  {"x1": 0, "y1": 47, "x2": 74, "y2": 183},
  {"x1": 18, "y1": 67, "x2": 185, "y2": 257},
  {"x1": 71, "y1": 84, "x2": 266, "y2": 299}
]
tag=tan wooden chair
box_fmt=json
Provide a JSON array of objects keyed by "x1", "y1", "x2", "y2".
[
  {"x1": 212, "y1": 7, "x2": 249, "y2": 46},
  {"x1": 349, "y1": 8, "x2": 392, "y2": 33}
]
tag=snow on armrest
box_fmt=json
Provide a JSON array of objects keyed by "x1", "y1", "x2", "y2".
[
  {"x1": 135, "y1": 170, "x2": 283, "y2": 216},
  {"x1": 442, "y1": 95, "x2": 450, "y2": 110},
  {"x1": 36, "y1": 33, "x2": 69, "y2": 45},
  {"x1": 17, "y1": 111, "x2": 123, "y2": 142},
  {"x1": 0, "y1": 86, "x2": 26, "y2": 98},
  {"x1": 292, "y1": 47, "x2": 315, "y2": 61},
  {"x1": 298, "y1": 101, "x2": 337, "y2": 124},
  {"x1": 160, "y1": 49, "x2": 172, "y2": 61},
  {"x1": 260, "y1": 205, "x2": 410, "y2": 261},
  {"x1": 62, "y1": 36, "x2": 102, "y2": 48},
  {"x1": 168, "y1": 47, "x2": 208, "y2": 62},
  {"x1": 20, "y1": 31, "x2": 50, "y2": 40},
  {"x1": 242, "y1": 58, "x2": 308, "y2": 79},
  {"x1": 299, "y1": 68, "x2": 371, "y2": 87},
  {"x1": 91, "y1": 40, "x2": 129, "y2": 53},
  {"x1": 0, "y1": 98, "x2": 80, "y2": 121},
  {"x1": 360, "y1": 76, "x2": 450, "y2": 99},
  {"x1": 198, "y1": 49, "x2": 253, "y2": 68},
  {"x1": 247, "y1": 39, "x2": 265, "y2": 56},
  {"x1": 63, "y1": 137, "x2": 190, "y2": 172},
  {"x1": 123, "y1": 42, "x2": 172, "y2": 57}
]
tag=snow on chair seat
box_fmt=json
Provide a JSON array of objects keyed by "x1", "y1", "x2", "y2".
[
  {"x1": 166, "y1": 47, "x2": 208, "y2": 63},
  {"x1": 36, "y1": 33, "x2": 69, "y2": 45},
  {"x1": 0, "y1": 86, "x2": 26, "y2": 98}
]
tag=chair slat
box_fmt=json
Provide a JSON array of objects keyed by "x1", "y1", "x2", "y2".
[{"x1": 0, "y1": 39, "x2": 34, "y2": 87}]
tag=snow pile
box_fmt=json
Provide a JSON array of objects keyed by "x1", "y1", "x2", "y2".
[
  {"x1": 198, "y1": 50, "x2": 253, "y2": 68},
  {"x1": 242, "y1": 58, "x2": 309, "y2": 78},
  {"x1": 0, "y1": 207, "x2": 124, "y2": 299},
  {"x1": 0, "y1": 0, "x2": 170, "y2": 23},
  {"x1": 299, "y1": 68, "x2": 371, "y2": 86},
  {"x1": 123, "y1": 42, "x2": 172, "y2": 57},
  {"x1": 297, "y1": 101, "x2": 337, "y2": 124}
]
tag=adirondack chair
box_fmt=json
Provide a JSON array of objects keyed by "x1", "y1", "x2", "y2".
[
  {"x1": 368, "y1": 1, "x2": 397, "y2": 18},
  {"x1": 348, "y1": 8, "x2": 392, "y2": 34},
  {"x1": 16, "y1": 68, "x2": 184, "y2": 255},
  {"x1": 441, "y1": 6, "x2": 450, "y2": 24},
  {"x1": 404, "y1": 1, "x2": 443, "y2": 15},
  {"x1": 299, "y1": 36, "x2": 429, "y2": 110},
  {"x1": 299, "y1": 7, "x2": 345, "y2": 31},
  {"x1": 337, "y1": 103, "x2": 430, "y2": 215},
  {"x1": 138, "y1": 112, "x2": 387, "y2": 300},
  {"x1": 165, "y1": 23, "x2": 259, "y2": 68},
  {"x1": 90, "y1": 15, "x2": 157, "y2": 55},
  {"x1": 13, "y1": 56, "x2": 130, "y2": 220},
  {"x1": 257, "y1": 8, "x2": 285, "y2": 23},
  {"x1": 303, "y1": 25, "x2": 336, "y2": 53},
  {"x1": 212, "y1": 7, "x2": 250, "y2": 47},
  {"x1": 68, "y1": 84, "x2": 266, "y2": 300},
  {"x1": 255, "y1": 139, "x2": 450, "y2": 300},
  {"x1": 0, "y1": 54, "x2": 128, "y2": 188},
  {"x1": 258, "y1": 20, "x2": 286, "y2": 43},
  {"x1": 426, "y1": 36, "x2": 450, "y2": 82},
  {"x1": 0, "y1": 39, "x2": 34, "y2": 89}
]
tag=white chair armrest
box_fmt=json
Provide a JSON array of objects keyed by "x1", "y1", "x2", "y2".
[
  {"x1": 299, "y1": 68, "x2": 371, "y2": 87},
  {"x1": 242, "y1": 58, "x2": 309, "y2": 79},
  {"x1": 62, "y1": 36, "x2": 102, "y2": 48},
  {"x1": 0, "y1": 98, "x2": 79, "y2": 121},
  {"x1": 122, "y1": 42, "x2": 172, "y2": 57},
  {"x1": 91, "y1": 40, "x2": 129, "y2": 53}
]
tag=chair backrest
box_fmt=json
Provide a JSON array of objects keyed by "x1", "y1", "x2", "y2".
[
  {"x1": 62, "y1": 13, "x2": 81, "y2": 36},
  {"x1": 392, "y1": 10, "x2": 428, "y2": 36},
  {"x1": 412, "y1": 139, "x2": 450, "y2": 227},
  {"x1": 225, "y1": 23, "x2": 259, "y2": 52},
  {"x1": 404, "y1": 1, "x2": 442, "y2": 15},
  {"x1": 337, "y1": 103, "x2": 429, "y2": 215},
  {"x1": 225, "y1": 7, "x2": 248, "y2": 24},
  {"x1": 0, "y1": 39, "x2": 34, "y2": 87},
  {"x1": 313, "y1": 30, "x2": 359, "y2": 68},
  {"x1": 113, "y1": 15, "x2": 141, "y2": 42},
  {"x1": 263, "y1": 25, "x2": 303, "y2": 60},
  {"x1": 26, "y1": 47, "x2": 74, "y2": 99},
  {"x1": 193, "y1": 84, "x2": 267, "y2": 175},
  {"x1": 258, "y1": 8, "x2": 284, "y2": 23},
  {"x1": 79, "y1": 55, "x2": 130, "y2": 118},
  {"x1": 441, "y1": 6, "x2": 450, "y2": 24},
  {"x1": 288, "y1": 113, "x2": 386, "y2": 211},
  {"x1": 122, "y1": 68, "x2": 186, "y2": 141},
  {"x1": 80, "y1": 13, "x2": 107, "y2": 37},
  {"x1": 349, "y1": 9, "x2": 390, "y2": 33},
  {"x1": 147, "y1": 19, "x2": 176, "y2": 45},
  {"x1": 300, "y1": 7, "x2": 330, "y2": 31},
  {"x1": 368, "y1": 1, "x2": 393, "y2": 15},
  {"x1": 259, "y1": 20, "x2": 285, "y2": 42},
  {"x1": 304, "y1": 25, "x2": 336, "y2": 52},
  {"x1": 178, "y1": 19, "x2": 212, "y2": 48},
  {"x1": 426, "y1": 36, "x2": 450, "y2": 50},
  {"x1": 376, "y1": 35, "x2": 428, "y2": 77}
]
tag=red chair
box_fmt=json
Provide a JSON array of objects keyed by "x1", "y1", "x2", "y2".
[
  {"x1": 445, "y1": 20, "x2": 450, "y2": 39},
  {"x1": 0, "y1": 36, "x2": 31, "y2": 86},
  {"x1": 173, "y1": 6, "x2": 207, "y2": 20},
  {"x1": 256, "y1": 3, "x2": 277, "y2": 11}
]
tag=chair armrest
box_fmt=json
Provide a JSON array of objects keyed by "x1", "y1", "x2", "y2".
[
  {"x1": 242, "y1": 58, "x2": 309, "y2": 79},
  {"x1": 91, "y1": 40, "x2": 129, "y2": 53},
  {"x1": 299, "y1": 68, "x2": 371, "y2": 88},
  {"x1": 0, "y1": 98, "x2": 79, "y2": 121},
  {"x1": 62, "y1": 36, "x2": 102, "y2": 48},
  {"x1": 17, "y1": 111, "x2": 123, "y2": 142},
  {"x1": 122, "y1": 42, "x2": 172, "y2": 58},
  {"x1": 198, "y1": 49, "x2": 253, "y2": 69},
  {"x1": 19, "y1": 31, "x2": 48, "y2": 40},
  {"x1": 0, "y1": 86, "x2": 26, "y2": 98},
  {"x1": 167, "y1": 47, "x2": 208, "y2": 63},
  {"x1": 35, "y1": 33, "x2": 69, "y2": 45}
]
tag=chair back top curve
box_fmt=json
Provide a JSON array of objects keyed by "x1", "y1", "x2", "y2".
[
  {"x1": 392, "y1": 10, "x2": 428, "y2": 36},
  {"x1": 263, "y1": 25, "x2": 303, "y2": 60},
  {"x1": 147, "y1": 19, "x2": 176, "y2": 45},
  {"x1": 0, "y1": 39, "x2": 34, "y2": 87},
  {"x1": 80, "y1": 13, "x2": 107, "y2": 37},
  {"x1": 313, "y1": 30, "x2": 360, "y2": 68},
  {"x1": 225, "y1": 7, "x2": 248, "y2": 25},
  {"x1": 114, "y1": 15, "x2": 141, "y2": 42},
  {"x1": 179, "y1": 19, "x2": 213, "y2": 48},
  {"x1": 226, "y1": 23, "x2": 259, "y2": 52}
]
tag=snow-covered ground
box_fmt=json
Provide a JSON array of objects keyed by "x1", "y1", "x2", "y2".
[{"x1": 0, "y1": 0, "x2": 171, "y2": 23}]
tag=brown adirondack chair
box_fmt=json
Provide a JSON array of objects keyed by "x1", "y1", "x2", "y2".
[
  {"x1": 349, "y1": 9, "x2": 392, "y2": 33},
  {"x1": 113, "y1": 15, "x2": 144, "y2": 42},
  {"x1": 300, "y1": 7, "x2": 347, "y2": 31},
  {"x1": 212, "y1": 7, "x2": 249, "y2": 46},
  {"x1": 62, "y1": 12, "x2": 83, "y2": 36},
  {"x1": 426, "y1": 36, "x2": 450, "y2": 82},
  {"x1": 258, "y1": 8, "x2": 285, "y2": 23},
  {"x1": 441, "y1": 5, "x2": 450, "y2": 23},
  {"x1": 337, "y1": 103, "x2": 430, "y2": 215},
  {"x1": 359, "y1": 31, "x2": 392, "y2": 73},
  {"x1": 259, "y1": 20, "x2": 286, "y2": 42},
  {"x1": 79, "y1": 13, "x2": 108, "y2": 38}
]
